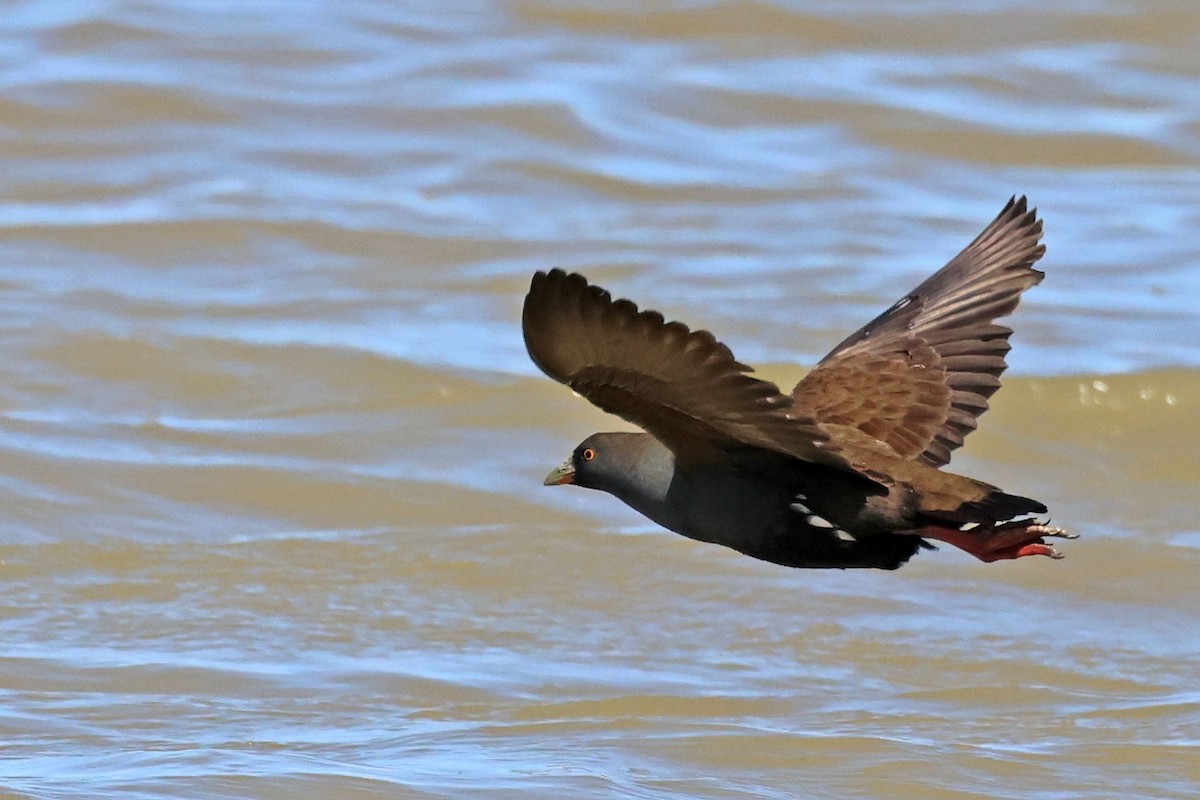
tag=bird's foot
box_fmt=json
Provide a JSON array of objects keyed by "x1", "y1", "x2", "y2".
[{"x1": 918, "y1": 519, "x2": 1077, "y2": 563}]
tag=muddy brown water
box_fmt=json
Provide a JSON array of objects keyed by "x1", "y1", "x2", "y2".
[{"x1": 0, "y1": 2, "x2": 1198, "y2": 798}]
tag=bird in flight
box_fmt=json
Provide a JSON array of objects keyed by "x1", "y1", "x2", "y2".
[{"x1": 523, "y1": 197, "x2": 1074, "y2": 570}]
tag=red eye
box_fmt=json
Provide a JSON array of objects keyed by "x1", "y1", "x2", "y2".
[{"x1": 582, "y1": 448, "x2": 595, "y2": 461}]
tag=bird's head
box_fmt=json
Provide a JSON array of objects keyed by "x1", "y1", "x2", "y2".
[{"x1": 543, "y1": 432, "x2": 664, "y2": 495}]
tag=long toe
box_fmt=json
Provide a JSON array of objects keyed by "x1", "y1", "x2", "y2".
[
  {"x1": 1040, "y1": 526, "x2": 1079, "y2": 540},
  {"x1": 1014, "y1": 542, "x2": 1064, "y2": 559}
]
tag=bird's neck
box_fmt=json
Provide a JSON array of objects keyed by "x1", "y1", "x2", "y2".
[{"x1": 601, "y1": 435, "x2": 684, "y2": 531}]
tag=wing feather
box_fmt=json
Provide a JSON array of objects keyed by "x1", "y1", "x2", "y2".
[
  {"x1": 523, "y1": 269, "x2": 859, "y2": 472},
  {"x1": 792, "y1": 196, "x2": 1046, "y2": 466}
]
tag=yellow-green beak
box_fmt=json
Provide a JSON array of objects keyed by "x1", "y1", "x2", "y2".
[{"x1": 543, "y1": 459, "x2": 575, "y2": 486}]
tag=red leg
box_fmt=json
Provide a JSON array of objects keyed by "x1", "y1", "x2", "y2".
[{"x1": 915, "y1": 520, "x2": 1077, "y2": 563}]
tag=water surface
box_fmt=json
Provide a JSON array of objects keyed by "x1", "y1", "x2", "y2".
[{"x1": 0, "y1": 2, "x2": 1198, "y2": 798}]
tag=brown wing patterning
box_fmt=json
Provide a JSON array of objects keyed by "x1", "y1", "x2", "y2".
[{"x1": 792, "y1": 196, "x2": 1045, "y2": 467}]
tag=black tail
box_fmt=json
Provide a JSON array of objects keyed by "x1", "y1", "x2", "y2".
[{"x1": 926, "y1": 488, "x2": 1047, "y2": 526}]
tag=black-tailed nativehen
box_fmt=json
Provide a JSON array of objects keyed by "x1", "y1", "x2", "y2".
[{"x1": 523, "y1": 197, "x2": 1074, "y2": 570}]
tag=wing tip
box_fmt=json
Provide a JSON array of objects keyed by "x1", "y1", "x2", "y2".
[{"x1": 523, "y1": 268, "x2": 607, "y2": 383}]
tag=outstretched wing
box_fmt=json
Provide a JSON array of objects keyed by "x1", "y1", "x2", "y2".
[
  {"x1": 792, "y1": 196, "x2": 1046, "y2": 467},
  {"x1": 524, "y1": 269, "x2": 858, "y2": 472}
]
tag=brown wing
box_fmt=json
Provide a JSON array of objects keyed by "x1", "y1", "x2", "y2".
[
  {"x1": 524, "y1": 269, "x2": 859, "y2": 472},
  {"x1": 792, "y1": 196, "x2": 1046, "y2": 467}
]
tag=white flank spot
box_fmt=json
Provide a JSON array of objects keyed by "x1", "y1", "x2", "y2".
[
  {"x1": 836, "y1": 529, "x2": 856, "y2": 542},
  {"x1": 807, "y1": 514, "x2": 835, "y2": 529},
  {"x1": 959, "y1": 522, "x2": 980, "y2": 531},
  {"x1": 790, "y1": 502, "x2": 811, "y2": 514}
]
